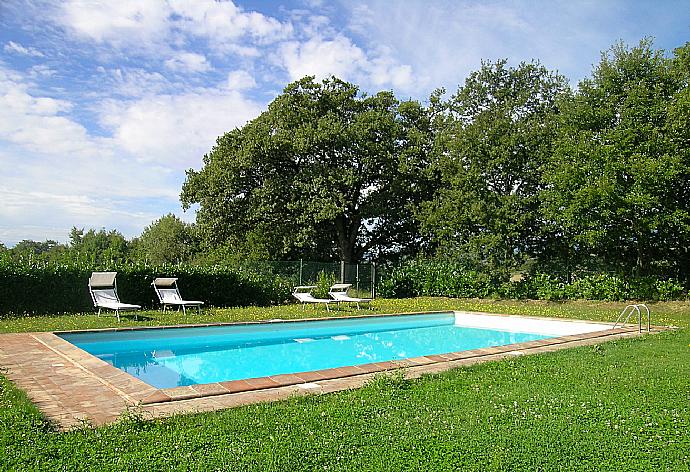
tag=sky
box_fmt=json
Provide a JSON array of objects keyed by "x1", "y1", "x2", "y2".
[{"x1": 0, "y1": 0, "x2": 688, "y2": 247}]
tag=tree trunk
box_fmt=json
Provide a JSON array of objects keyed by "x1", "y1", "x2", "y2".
[{"x1": 334, "y1": 214, "x2": 361, "y2": 263}]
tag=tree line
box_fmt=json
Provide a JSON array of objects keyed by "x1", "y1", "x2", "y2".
[
  {"x1": 0, "y1": 215, "x2": 198, "y2": 266},
  {"x1": 183, "y1": 40, "x2": 690, "y2": 280},
  {"x1": 4, "y1": 40, "x2": 689, "y2": 283}
]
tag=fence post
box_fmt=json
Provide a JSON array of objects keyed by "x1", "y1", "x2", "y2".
[
  {"x1": 371, "y1": 262, "x2": 376, "y2": 299},
  {"x1": 299, "y1": 259, "x2": 303, "y2": 286},
  {"x1": 356, "y1": 263, "x2": 359, "y2": 293},
  {"x1": 340, "y1": 261, "x2": 345, "y2": 284}
]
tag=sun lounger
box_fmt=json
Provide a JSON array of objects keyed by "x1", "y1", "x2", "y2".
[
  {"x1": 152, "y1": 277, "x2": 204, "y2": 316},
  {"x1": 292, "y1": 286, "x2": 333, "y2": 311},
  {"x1": 88, "y1": 272, "x2": 140, "y2": 322},
  {"x1": 328, "y1": 283, "x2": 372, "y2": 309}
]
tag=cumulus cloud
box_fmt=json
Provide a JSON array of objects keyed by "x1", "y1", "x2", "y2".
[
  {"x1": 58, "y1": 0, "x2": 170, "y2": 47},
  {"x1": 0, "y1": 65, "x2": 199, "y2": 244},
  {"x1": 278, "y1": 35, "x2": 367, "y2": 81},
  {"x1": 98, "y1": 89, "x2": 263, "y2": 166},
  {"x1": 164, "y1": 52, "x2": 213, "y2": 73},
  {"x1": 226, "y1": 70, "x2": 257, "y2": 90},
  {"x1": 171, "y1": 0, "x2": 292, "y2": 47},
  {"x1": 3, "y1": 41, "x2": 45, "y2": 57},
  {"x1": 0, "y1": 68, "x2": 102, "y2": 158},
  {"x1": 277, "y1": 34, "x2": 418, "y2": 91},
  {"x1": 57, "y1": 0, "x2": 292, "y2": 53}
]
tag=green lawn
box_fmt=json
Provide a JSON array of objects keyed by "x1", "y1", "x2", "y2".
[{"x1": 1, "y1": 298, "x2": 689, "y2": 471}]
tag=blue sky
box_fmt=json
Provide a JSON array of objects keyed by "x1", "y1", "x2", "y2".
[{"x1": 0, "y1": 0, "x2": 688, "y2": 247}]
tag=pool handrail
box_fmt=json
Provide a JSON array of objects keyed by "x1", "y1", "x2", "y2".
[{"x1": 613, "y1": 303, "x2": 650, "y2": 332}]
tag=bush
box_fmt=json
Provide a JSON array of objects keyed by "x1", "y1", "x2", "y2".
[
  {"x1": 377, "y1": 260, "x2": 688, "y2": 302},
  {"x1": 0, "y1": 260, "x2": 293, "y2": 316},
  {"x1": 378, "y1": 260, "x2": 498, "y2": 299},
  {"x1": 312, "y1": 271, "x2": 337, "y2": 299}
]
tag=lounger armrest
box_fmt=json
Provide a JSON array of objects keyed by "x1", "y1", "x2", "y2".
[
  {"x1": 97, "y1": 301, "x2": 141, "y2": 310},
  {"x1": 162, "y1": 300, "x2": 204, "y2": 306}
]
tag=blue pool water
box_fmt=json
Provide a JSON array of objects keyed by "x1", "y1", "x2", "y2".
[{"x1": 59, "y1": 313, "x2": 549, "y2": 389}]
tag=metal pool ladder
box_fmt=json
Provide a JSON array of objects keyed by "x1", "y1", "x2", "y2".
[{"x1": 613, "y1": 304, "x2": 651, "y2": 332}]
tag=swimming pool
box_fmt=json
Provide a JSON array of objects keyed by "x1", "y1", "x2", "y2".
[{"x1": 59, "y1": 312, "x2": 612, "y2": 389}]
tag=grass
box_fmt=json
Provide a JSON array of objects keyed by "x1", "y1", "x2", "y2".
[
  {"x1": 2, "y1": 297, "x2": 688, "y2": 333},
  {"x1": 1, "y1": 298, "x2": 689, "y2": 470}
]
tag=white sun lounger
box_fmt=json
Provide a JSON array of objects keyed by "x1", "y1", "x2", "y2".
[
  {"x1": 152, "y1": 277, "x2": 204, "y2": 316},
  {"x1": 88, "y1": 272, "x2": 140, "y2": 322},
  {"x1": 292, "y1": 286, "x2": 333, "y2": 311},
  {"x1": 328, "y1": 283, "x2": 372, "y2": 309}
]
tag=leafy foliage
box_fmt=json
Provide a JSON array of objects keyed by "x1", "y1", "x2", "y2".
[
  {"x1": 131, "y1": 214, "x2": 199, "y2": 265},
  {"x1": 419, "y1": 60, "x2": 569, "y2": 272},
  {"x1": 0, "y1": 260, "x2": 292, "y2": 315},
  {"x1": 312, "y1": 270, "x2": 338, "y2": 299},
  {"x1": 181, "y1": 76, "x2": 433, "y2": 263},
  {"x1": 378, "y1": 260, "x2": 687, "y2": 301},
  {"x1": 4, "y1": 40, "x2": 690, "y2": 307},
  {"x1": 67, "y1": 227, "x2": 132, "y2": 264},
  {"x1": 542, "y1": 40, "x2": 690, "y2": 278}
]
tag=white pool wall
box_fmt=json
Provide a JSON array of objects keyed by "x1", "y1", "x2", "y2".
[{"x1": 453, "y1": 311, "x2": 612, "y2": 337}]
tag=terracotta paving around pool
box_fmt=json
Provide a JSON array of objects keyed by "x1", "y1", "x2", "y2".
[{"x1": 0, "y1": 311, "x2": 669, "y2": 429}]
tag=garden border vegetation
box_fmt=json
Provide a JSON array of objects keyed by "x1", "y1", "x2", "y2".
[{"x1": 0, "y1": 260, "x2": 293, "y2": 315}]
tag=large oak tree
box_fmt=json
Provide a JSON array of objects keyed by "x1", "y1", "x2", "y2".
[
  {"x1": 181, "y1": 76, "x2": 432, "y2": 262},
  {"x1": 542, "y1": 40, "x2": 690, "y2": 277},
  {"x1": 418, "y1": 60, "x2": 569, "y2": 271}
]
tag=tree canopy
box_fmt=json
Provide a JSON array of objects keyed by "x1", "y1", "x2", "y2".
[
  {"x1": 68, "y1": 227, "x2": 130, "y2": 264},
  {"x1": 131, "y1": 214, "x2": 198, "y2": 265},
  {"x1": 418, "y1": 60, "x2": 569, "y2": 272},
  {"x1": 181, "y1": 76, "x2": 433, "y2": 263},
  {"x1": 542, "y1": 40, "x2": 690, "y2": 278}
]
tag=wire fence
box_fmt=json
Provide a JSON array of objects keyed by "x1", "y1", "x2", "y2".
[{"x1": 234, "y1": 260, "x2": 376, "y2": 298}]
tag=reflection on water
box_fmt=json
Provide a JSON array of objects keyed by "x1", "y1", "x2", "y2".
[{"x1": 80, "y1": 322, "x2": 548, "y2": 389}]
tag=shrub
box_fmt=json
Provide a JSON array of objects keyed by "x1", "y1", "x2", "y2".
[
  {"x1": 0, "y1": 260, "x2": 293, "y2": 316},
  {"x1": 376, "y1": 260, "x2": 688, "y2": 302},
  {"x1": 312, "y1": 271, "x2": 337, "y2": 299}
]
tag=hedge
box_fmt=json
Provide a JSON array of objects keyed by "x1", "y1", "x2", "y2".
[
  {"x1": 3, "y1": 258, "x2": 687, "y2": 316},
  {"x1": 0, "y1": 261, "x2": 293, "y2": 316},
  {"x1": 377, "y1": 260, "x2": 687, "y2": 301}
]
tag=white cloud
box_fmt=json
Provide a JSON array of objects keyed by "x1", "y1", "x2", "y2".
[
  {"x1": 59, "y1": 0, "x2": 170, "y2": 47},
  {"x1": 0, "y1": 184, "x2": 168, "y2": 244},
  {"x1": 164, "y1": 52, "x2": 212, "y2": 73},
  {"x1": 226, "y1": 70, "x2": 256, "y2": 90},
  {"x1": 367, "y1": 55, "x2": 414, "y2": 89},
  {"x1": 4, "y1": 41, "x2": 44, "y2": 57},
  {"x1": 57, "y1": 0, "x2": 292, "y2": 53},
  {"x1": 171, "y1": 0, "x2": 292, "y2": 47},
  {"x1": 224, "y1": 44, "x2": 261, "y2": 57},
  {"x1": 278, "y1": 35, "x2": 367, "y2": 81},
  {"x1": 28, "y1": 65, "x2": 57, "y2": 78},
  {"x1": 103, "y1": 68, "x2": 172, "y2": 97},
  {"x1": 0, "y1": 68, "x2": 102, "y2": 157},
  {"x1": 98, "y1": 89, "x2": 263, "y2": 166},
  {"x1": 0, "y1": 65, "x2": 194, "y2": 245},
  {"x1": 276, "y1": 33, "x2": 418, "y2": 91},
  {"x1": 341, "y1": 1, "x2": 627, "y2": 94}
]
